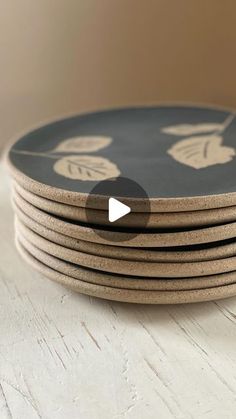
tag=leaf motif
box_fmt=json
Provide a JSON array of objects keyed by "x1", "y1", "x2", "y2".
[
  {"x1": 53, "y1": 155, "x2": 120, "y2": 180},
  {"x1": 53, "y1": 136, "x2": 112, "y2": 153},
  {"x1": 167, "y1": 135, "x2": 235, "y2": 169},
  {"x1": 162, "y1": 123, "x2": 223, "y2": 136}
]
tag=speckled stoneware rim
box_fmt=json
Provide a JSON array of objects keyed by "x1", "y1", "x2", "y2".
[
  {"x1": 16, "y1": 219, "x2": 236, "y2": 278},
  {"x1": 17, "y1": 231, "x2": 236, "y2": 291},
  {"x1": 14, "y1": 208, "x2": 236, "y2": 262},
  {"x1": 16, "y1": 236, "x2": 236, "y2": 304},
  {"x1": 6, "y1": 103, "x2": 236, "y2": 213},
  {"x1": 14, "y1": 182, "x2": 236, "y2": 229},
  {"x1": 13, "y1": 191, "x2": 236, "y2": 248}
]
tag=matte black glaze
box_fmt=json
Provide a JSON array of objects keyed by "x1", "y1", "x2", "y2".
[{"x1": 9, "y1": 105, "x2": 236, "y2": 198}]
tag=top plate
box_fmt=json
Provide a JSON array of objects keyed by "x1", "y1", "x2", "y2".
[{"x1": 7, "y1": 104, "x2": 236, "y2": 211}]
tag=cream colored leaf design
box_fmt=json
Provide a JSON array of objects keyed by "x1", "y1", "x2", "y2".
[
  {"x1": 53, "y1": 136, "x2": 112, "y2": 153},
  {"x1": 162, "y1": 123, "x2": 223, "y2": 136},
  {"x1": 168, "y1": 135, "x2": 235, "y2": 169},
  {"x1": 53, "y1": 155, "x2": 120, "y2": 180}
]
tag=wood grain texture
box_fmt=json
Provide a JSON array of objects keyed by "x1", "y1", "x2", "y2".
[{"x1": 1, "y1": 163, "x2": 236, "y2": 418}]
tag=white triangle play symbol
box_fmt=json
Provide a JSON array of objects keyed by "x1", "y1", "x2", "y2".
[{"x1": 108, "y1": 198, "x2": 131, "y2": 223}]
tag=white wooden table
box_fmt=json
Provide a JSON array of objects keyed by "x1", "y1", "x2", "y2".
[{"x1": 1, "y1": 163, "x2": 236, "y2": 419}]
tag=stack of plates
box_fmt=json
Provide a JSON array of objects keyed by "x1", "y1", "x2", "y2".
[{"x1": 6, "y1": 105, "x2": 236, "y2": 303}]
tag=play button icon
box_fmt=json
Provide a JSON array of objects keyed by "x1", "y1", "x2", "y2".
[
  {"x1": 85, "y1": 176, "x2": 150, "y2": 242},
  {"x1": 108, "y1": 198, "x2": 131, "y2": 222}
]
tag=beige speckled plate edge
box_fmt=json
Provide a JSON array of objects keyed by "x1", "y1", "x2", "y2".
[
  {"x1": 7, "y1": 148, "x2": 236, "y2": 213},
  {"x1": 14, "y1": 206, "x2": 210, "y2": 262},
  {"x1": 16, "y1": 231, "x2": 236, "y2": 291},
  {"x1": 14, "y1": 182, "x2": 236, "y2": 229},
  {"x1": 13, "y1": 190, "x2": 236, "y2": 248},
  {"x1": 14, "y1": 205, "x2": 236, "y2": 262},
  {"x1": 16, "y1": 219, "x2": 236, "y2": 278},
  {"x1": 16, "y1": 236, "x2": 236, "y2": 304}
]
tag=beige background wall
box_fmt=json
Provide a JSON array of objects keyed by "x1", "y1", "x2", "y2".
[{"x1": 1, "y1": 0, "x2": 236, "y2": 152}]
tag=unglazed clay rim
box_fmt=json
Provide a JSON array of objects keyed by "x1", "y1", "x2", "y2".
[
  {"x1": 13, "y1": 191, "x2": 236, "y2": 248},
  {"x1": 15, "y1": 207, "x2": 236, "y2": 263},
  {"x1": 8, "y1": 150, "x2": 236, "y2": 212},
  {"x1": 17, "y1": 231, "x2": 236, "y2": 291},
  {"x1": 14, "y1": 207, "x2": 236, "y2": 263},
  {"x1": 5, "y1": 103, "x2": 236, "y2": 213},
  {"x1": 16, "y1": 219, "x2": 236, "y2": 278},
  {"x1": 14, "y1": 182, "x2": 236, "y2": 229},
  {"x1": 16, "y1": 236, "x2": 236, "y2": 304}
]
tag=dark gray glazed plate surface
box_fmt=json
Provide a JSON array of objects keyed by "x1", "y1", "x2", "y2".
[{"x1": 8, "y1": 105, "x2": 236, "y2": 210}]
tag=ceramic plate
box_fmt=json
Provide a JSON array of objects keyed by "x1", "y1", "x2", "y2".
[
  {"x1": 17, "y1": 231, "x2": 236, "y2": 291},
  {"x1": 7, "y1": 105, "x2": 236, "y2": 212},
  {"x1": 16, "y1": 237, "x2": 236, "y2": 304},
  {"x1": 14, "y1": 182, "x2": 236, "y2": 229},
  {"x1": 17, "y1": 219, "x2": 236, "y2": 278},
  {"x1": 13, "y1": 191, "x2": 236, "y2": 247},
  {"x1": 15, "y1": 208, "x2": 236, "y2": 263}
]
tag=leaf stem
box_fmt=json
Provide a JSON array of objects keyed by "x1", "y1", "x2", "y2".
[
  {"x1": 11, "y1": 149, "x2": 61, "y2": 159},
  {"x1": 218, "y1": 113, "x2": 236, "y2": 134}
]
